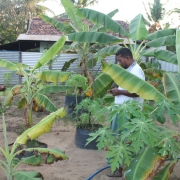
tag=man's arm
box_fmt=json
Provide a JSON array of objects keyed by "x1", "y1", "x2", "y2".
[{"x1": 108, "y1": 87, "x2": 139, "y2": 97}]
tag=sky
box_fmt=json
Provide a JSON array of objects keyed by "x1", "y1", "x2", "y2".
[{"x1": 41, "y1": 0, "x2": 180, "y2": 27}]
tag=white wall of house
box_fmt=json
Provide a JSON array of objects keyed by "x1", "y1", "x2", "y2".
[{"x1": 40, "y1": 42, "x2": 55, "y2": 52}]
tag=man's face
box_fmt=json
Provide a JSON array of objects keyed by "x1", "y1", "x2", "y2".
[{"x1": 116, "y1": 55, "x2": 129, "y2": 69}]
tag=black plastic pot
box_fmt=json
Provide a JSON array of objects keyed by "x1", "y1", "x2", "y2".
[
  {"x1": 75, "y1": 126, "x2": 99, "y2": 150},
  {"x1": 65, "y1": 95, "x2": 84, "y2": 117}
]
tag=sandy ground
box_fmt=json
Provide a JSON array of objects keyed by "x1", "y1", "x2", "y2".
[{"x1": 0, "y1": 94, "x2": 180, "y2": 180}]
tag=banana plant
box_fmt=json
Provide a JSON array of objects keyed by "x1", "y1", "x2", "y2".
[
  {"x1": 0, "y1": 36, "x2": 72, "y2": 127},
  {"x1": 0, "y1": 108, "x2": 68, "y2": 180},
  {"x1": 42, "y1": 0, "x2": 124, "y2": 85}
]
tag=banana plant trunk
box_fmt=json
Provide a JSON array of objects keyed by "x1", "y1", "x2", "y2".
[{"x1": 27, "y1": 103, "x2": 33, "y2": 127}]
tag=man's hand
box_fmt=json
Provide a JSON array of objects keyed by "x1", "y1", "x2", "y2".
[{"x1": 107, "y1": 88, "x2": 120, "y2": 96}]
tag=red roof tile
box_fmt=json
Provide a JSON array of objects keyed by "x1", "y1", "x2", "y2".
[{"x1": 27, "y1": 18, "x2": 129, "y2": 37}]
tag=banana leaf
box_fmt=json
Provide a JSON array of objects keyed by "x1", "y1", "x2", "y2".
[
  {"x1": 35, "y1": 70, "x2": 71, "y2": 83},
  {"x1": 21, "y1": 147, "x2": 68, "y2": 161},
  {"x1": 0, "y1": 59, "x2": 19, "y2": 71},
  {"x1": 14, "y1": 171, "x2": 43, "y2": 180},
  {"x1": 37, "y1": 85, "x2": 72, "y2": 94},
  {"x1": 163, "y1": 73, "x2": 180, "y2": 103},
  {"x1": 21, "y1": 155, "x2": 43, "y2": 166},
  {"x1": 61, "y1": 0, "x2": 83, "y2": 31},
  {"x1": 68, "y1": 32, "x2": 123, "y2": 44},
  {"x1": 33, "y1": 36, "x2": 66, "y2": 71},
  {"x1": 3, "y1": 85, "x2": 22, "y2": 107},
  {"x1": 18, "y1": 97, "x2": 27, "y2": 109},
  {"x1": 146, "y1": 35, "x2": 176, "y2": 47},
  {"x1": 124, "y1": 147, "x2": 165, "y2": 180},
  {"x1": 153, "y1": 162, "x2": 175, "y2": 180},
  {"x1": 76, "y1": 8, "x2": 128, "y2": 37},
  {"x1": 87, "y1": 45, "x2": 121, "y2": 68},
  {"x1": 176, "y1": 29, "x2": 180, "y2": 71},
  {"x1": 61, "y1": 58, "x2": 77, "y2": 71},
  {"x1": 130, "y1": 14, "x2": 148, "y2": 41},
  {"x1": 141, "y1": 49, "x2": 177, "y2": 65},
  {"x1": 90, "y1": 9, "x2": 119, "y2": 32},
  {"x1": 34, "y1": 93, "x2": 57, "y2": 112},
  {"x1": 146, "y1": 29, "x2": 176, "y2": 40},
  {"x1": 41, "y1": 14, "x2": 66, "y2": 32},
  {"x1": 102, "y1": 61, "x2": 166, "y2": 101},
  {"x1": 85, "y1": 73, "x2": 113, "y2": 98},
  {"x1": 15, "y1": 108, "x2": 66, "y2": 144}
]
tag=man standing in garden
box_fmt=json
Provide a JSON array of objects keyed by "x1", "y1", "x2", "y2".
[{"x1": 106, "y1": 47, "x2": 145, "y2": 177}]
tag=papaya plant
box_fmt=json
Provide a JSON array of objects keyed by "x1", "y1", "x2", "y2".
[
  {"x1": 0, "y1": 36, "x2": 72, "y2": 127},
  {"x1": 0, "y1": 108, "x2": 68, "y2": 180}
]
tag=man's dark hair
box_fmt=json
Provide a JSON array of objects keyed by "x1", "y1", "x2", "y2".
[{"x1": 116, "y1": 48, "x2": 133, "y2": 58}]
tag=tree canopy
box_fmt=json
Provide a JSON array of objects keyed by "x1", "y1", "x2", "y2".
[{"x1": 0, "y1": 0, "x2": 55, "y2": 44}]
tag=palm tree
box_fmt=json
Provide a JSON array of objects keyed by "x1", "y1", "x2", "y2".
[
  {"x1": 143, "y1": 0, "x2": 165, "y2": 33},
  {"x1": 71, "y1": 0, "x2": 98, "y2": 8}
]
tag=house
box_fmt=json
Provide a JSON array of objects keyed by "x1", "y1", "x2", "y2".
[{"x1": 0, "y1": 18, "x2": 130, "y2": 52}]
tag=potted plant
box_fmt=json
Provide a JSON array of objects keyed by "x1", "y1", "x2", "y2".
[{"x1": 65, "y1": 73, "x2": 88, "y2": 117}]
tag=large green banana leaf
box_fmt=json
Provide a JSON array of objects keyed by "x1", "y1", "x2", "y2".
[
  {"x1": 34, "y1": 93, "x2": 57, "y2": 112},
  {"x1": 14, "y1": 171, "x2": 43, "y2": 180},
  {"x1": 41, "y1": 14, "x2": 66, "y2": 33},
  {"x1": 35, "y1": 70, "x2": 71, "y2": 83},
  {"x1": 87, "y1": 45, "x2": 121, "y2": 68},
  {"x1": 15, "y1": 108, "x2": 66, "y2": 144},
  {"x1": 76, "y1": 8, "x2": 128, "y2": 37},
  {"x1": 102, "y1": 62, "x2": 166, "y2": 101},
  {"x1": 124, "y1": 147, "x2": 165, "y2": 180},
  {"x1": 68, "y1": 32, "x2": 123, "y2": 44},
  {"x1": 32, "y1": 36, "x2": 66, "y2": 71},
  {"x1": 163, "y1": 73, "x2": 180, "y2": 103},
  {"x1": 146, "y1": 35, "x2": 176, "y2": 47},
  {"x1": 37, "y1": 85, "x2": 72, "y2": 94},
  {"x1": 153, "y1": 162, "x2": 175, "y2": 180},
  {"x1": 146, "y1": 29, "x2": 176, "y2": 40},
  {"x1": 141, "y1": 49, "x2": 177, "y2": 65},
  {"x1": 176, "y1": 29, "x2": 180, "y2": 72},
  {"x1": 0, "y1": 59, "x2": 19, "y2": 71},
  {"x1": 61, "y1": 0, "x2": 83, "y2": 32},
  {"x1": 130, "y1": 14, "x2": 148, "y2": 41},
  {"x1": 85, "y1": 73, "x2": 113, "y2": 98},
  {"x1": 90, "y1": 9, "x2": 119, "y2": 32}
]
